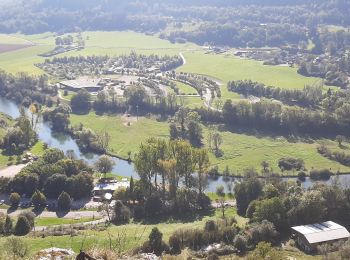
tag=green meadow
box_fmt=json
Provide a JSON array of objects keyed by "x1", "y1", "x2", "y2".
[{"x1": 70, "y1": 112, "x2": 350, "y2": 175}]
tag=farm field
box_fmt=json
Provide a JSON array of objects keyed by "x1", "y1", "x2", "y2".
[{"x1": 70, "y1": 113, "x2": 350, "y2": 175}]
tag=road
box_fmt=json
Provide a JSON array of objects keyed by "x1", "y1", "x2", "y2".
[
  {"x1": 0, "y1": 164, "x2": 27, "y2": 178},
  {"x1": 179, "y1": 52, "x2": 186, "y2": 65},
  {"x1": 0, "y1": 208, "x2": 102, "y2": 219}
]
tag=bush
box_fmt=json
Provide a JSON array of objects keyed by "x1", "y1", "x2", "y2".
[
  {"x1": 113, "y1": 200, "x2": 131, "y2": 224},
  {"x1": 4, "y1": 237, "x2": 28, "y2": 258},
  {"x1": 169, "y1": 234, "x2": 181, "y2": 255},
  {"x1": 233, "y1": 235, "x2": 247, "y2": 253},
  {"x1": 9, "y1": 192, "x2": 20, "y2": 208},
  {"x1": 4, "y1": 215, "x2": 13, "y2": 235},
  {"x1": 18, "y1": 212, "x2": 35, "y2": 228},
  {"x1": 278, "y1": 157, "x2": 304, "y2": 171},
  {"x1": 144, "y1": 195, "x2": 163, "y2": 217},
  {"x1": 14, "y1": 216, "x2": 31, "y2": 236},
  {"x1": 309, "y1": 169, "x2": 332, "y2": 180},
  {"x1": 298, "y1": 171, "x2": 306, "y2": 182},
  {"x1": 57, "y1": 191, "x2": 71, "y2": 211}
]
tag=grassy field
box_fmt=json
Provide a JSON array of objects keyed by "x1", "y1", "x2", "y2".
[
  {"x1": 174, "y1": 81, "x2": 198, "y2": 95},
  {"x1": 70, "y1": 112, "x2": 170, "y2": 160},
  {"x1": 70, "y1": 112, "x2": 350, "y2": 175},
  {"x1": 0, "y1": 31, "x2": 196, "y2": 75},
  {"x1": 0, "y1": 208, "x2": 246, "y2": 256},
  {"x1": 35, "y1": 217, "x2": 97, "y2": 226},
  {"x1": 178, "y1": 51, "x2": 324, "y2": 100}
]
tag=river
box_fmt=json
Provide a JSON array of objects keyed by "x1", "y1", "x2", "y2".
[{"x1": 1, "y1": 96, "x2": 350, "y2": 192}]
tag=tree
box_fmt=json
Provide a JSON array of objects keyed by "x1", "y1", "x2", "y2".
[
  {"x1": 44, "y1": 174, "x2": 67, "y2": 198},
  {"x1": 70, "y1": 89, "x2": 91, "y2": 113},
  {"x1": 234, "y1": 176, "x2": 263, "y2": 215},
  {"x1": 248, "y1": 242, "x2": 283, "y2": 260},
  {"x1": 14, "y1": 216, "x2": 31, "y2": 236},
  {"x1": 187, "y1": 121, "x2": 203, "y2": 147},
  {"x1": 31, "y1": 190, "x2": 46, "y2": 209},
  {"x1": 95, "y1": 155, "x2": 115, "y2": 177},
  {"x1": 216, "y1": 185, "x2": 226, "y2": 217},
  {"x1": 212, "y1": 132, "x2": 222, "y2": 156},
  {"x1": 57, "y1": 191, "x2": 71, "y2": 211},
  {"x1": 98, "y1": 201, "x2": 113, "y2": 223},
  {"x1": 253, "y1": 197, "x2": 287, "y2": 230},
  {"x1": 336, "y1": 135, "x2": 346, "y2": 147},
  {"x1": 194, "y1": 148, "x2": 210, "y2": 195},
  {"x1": 9, "y1": 193, "x2": 20, "y2": 208}
]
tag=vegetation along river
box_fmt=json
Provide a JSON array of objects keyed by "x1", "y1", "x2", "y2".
[{"x1": 0, "y1": 96, "x2": 349, "y2": 192}]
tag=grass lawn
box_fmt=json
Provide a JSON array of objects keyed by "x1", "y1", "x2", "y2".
[
  {"x1": 70, "y1": 112, "x2": 170, "y2": 160},
  {"x1": 35, "y1": 217, "x2": 97, "y2": 227},
  {"x1": 70, "y1": 113, "x2": 350, "y2": 175},
  {"x1": 0, "y1": 208, "x2": 245, "y2": 256},
  {"x1": 30, "y1": 141, "x2": 46, "y2": 156},
  {"x1": 178, "y1": 51, "x2": 325, "y2": 100},
  {"x1": 204, "y1": 126, "x2": 350, "y2": 174},
  {"x1": 174, "y1": 81, "x2": 198, "y2": 95}
]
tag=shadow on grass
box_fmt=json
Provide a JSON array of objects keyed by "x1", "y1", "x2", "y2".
[{"x1": 137, "y1": 208, "x2": 216, "y2": 225}]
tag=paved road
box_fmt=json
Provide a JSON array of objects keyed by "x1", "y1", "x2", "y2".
[
  {"x1": 179, "y1": 52, "x2": 186, "y2": 65},
  {"x1": 0, "y1": 164, "x2": 27, "y2": 178},
  {"x1": 0, "y1": 208, "x2": 102, "y2": 219}
]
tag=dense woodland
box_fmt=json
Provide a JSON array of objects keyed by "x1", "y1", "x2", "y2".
[{"x1": 0, "y1": 0, "x2": 349, "y2": 47}]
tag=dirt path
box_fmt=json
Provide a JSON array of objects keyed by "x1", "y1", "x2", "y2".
[{"x1": 0, "y1": 164, "x2": 27, "y2": 178}]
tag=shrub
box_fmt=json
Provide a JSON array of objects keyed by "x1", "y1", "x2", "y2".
[
  {"x1": 169, "y1": 234, "x2": 181, "y2": 255},
  {"x1": 233, "y1": 235, "x2": 247, "y2": 253},
  {"x1": 4, "y1": 237, "x2": 28, "y2": 258},
  {"x1": 309, "y1": 169, "x2": 332, "y2": 180},
  {"x1": 4, "y1": 215, "x2": 13, "y2": 235},
  {"x1": 298, "y1": 171, "x2": 306, "y2": 182},
  {"x1": 18, "y1": 212, "x2": 35, "y2": 228},
  {"x1": 278, "y1": 157, "x2": 304, "y2": 171},
  {"x1": 14, "y1": 216, "x2": 31, "y2": 236},
  {"x1": 149, "y1": 227, "x2": 163, "y2": 255},
  {"x1": 144, "y1": 195, "x2": 163, "y2": 217},
  {"x1": 113, "y1": 200, "x2": 131, "y2": 224},
  {"x1": 57, "y1": 191, "x2": 71, "y2": 211},
  {"x1": 204, "y1": 220, "x2": 217, "y2": 232},
  {"x1": 9, "y1": 192, "x2": 20, "y2": 208}
]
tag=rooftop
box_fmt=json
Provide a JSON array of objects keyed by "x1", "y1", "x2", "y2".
[
  {"x1": 93, "y1": 180, "x2": 130, "y2": 192},
  {"x1": 292, "y1": 221, "x2": 350, "y2": 244},
  {"x1": 60, "y1": 77, "x2": 101, "y2": 89}
]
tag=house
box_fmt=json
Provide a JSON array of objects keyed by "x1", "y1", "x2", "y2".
[
  {"x1": 291, "y1": 221, "x2": 350, "y2": 253},
  {"x1": 93, "y1": 179, "x2": 130, "y2": 202}
]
